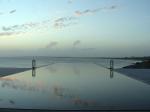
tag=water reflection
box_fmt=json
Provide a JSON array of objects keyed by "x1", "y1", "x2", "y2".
[
  {"x1": 9, "y1": 100, "x2": 15, "y2": 105},
  {"x1": 110, "y1": 69, "x2": 114, "y2": 79},
  {"x1": 0, "y1": 98, "x2": 15, "y2": 105},
  {"x1": 0, "y1": 77, "x2": 47, "y2": 93},
  {"x1": 72, "y1": 64, "x2": 80, "y2": 75},
  {"x1": 72, "y1": 97, "x2": 96, "y2": 106},
  {"x1": 32, "y1": 68, "x2": 36, "y2": 77},
  {"x1": 0, "y1": 62, "x2": 150, "y2": 110},
  {"x1": 53, "y1": 85, "x2": 97, "y2": 107},
  {"x1": 46, "y1": 65, "x2": 57, "y2": 73},
  {"x1": 53, "y1": 85, "x2": 74, "y2": 99}
]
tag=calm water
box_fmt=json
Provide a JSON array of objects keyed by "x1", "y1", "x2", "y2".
[
  {"x1": 0, "y1": 57, "x2": 149, "y2": 110},
  {"x1": 0, "y1": 57, "x2": 138, "y2": 69}
]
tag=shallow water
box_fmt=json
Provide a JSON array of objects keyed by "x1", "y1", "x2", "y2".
[
  {"x1": 0, "y1": 57, "x2": 138, "y2": 69},
  {"x1": 0, "y1": 62, "x2": 150, "y2": 110}
]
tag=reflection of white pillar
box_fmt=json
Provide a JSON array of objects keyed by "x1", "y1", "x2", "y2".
[
  {"x1": 32, "y1": 68, "x2": 36, "y2": 77},
  {"x1": 110, "y1": 69, "x2": 114, "y2": 78}
]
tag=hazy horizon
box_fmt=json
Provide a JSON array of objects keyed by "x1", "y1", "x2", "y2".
[{"x1": 0, "y1": 0, "x2": 150, "y2": 57}]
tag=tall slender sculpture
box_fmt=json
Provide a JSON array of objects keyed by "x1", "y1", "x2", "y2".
[
  {"x1": 32, "y1": 57, "x2": 36, "y2": 77},
  {"x1": 110, "y1": 59, "x2": 114, "y2": 78}
]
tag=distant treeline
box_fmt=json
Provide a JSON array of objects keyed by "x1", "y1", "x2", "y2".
[
  {"x1": 1, "y1": 56, "x2": 150, "y2": 61},
  {"x1": 112, "y1": 56, "x2": 150, "y2": 61}
]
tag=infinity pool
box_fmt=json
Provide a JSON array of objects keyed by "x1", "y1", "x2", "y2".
[{"x1": 0, "y1": 62, "x2": 150, "y2": 110}]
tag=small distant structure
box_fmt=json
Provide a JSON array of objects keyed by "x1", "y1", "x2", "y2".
[
  {"x1": 32, "y1": 57, "x2": 36, "y2": 77},
  {"x1": 32, "y1": 57, "x2": 36, "y2": 70},
  {"x1": 110, "y1": 59, "x2": 114, "y2": 70},
  {"x1": 110, "y1": 59, "x2": 114, "y2": 78}
]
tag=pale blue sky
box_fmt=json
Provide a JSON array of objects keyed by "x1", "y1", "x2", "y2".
[{"x1": 0, "y1": 0, "x2": 150, "y2": 57}]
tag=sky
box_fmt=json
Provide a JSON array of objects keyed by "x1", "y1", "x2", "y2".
[{"x1": 0, "y1": 0, "x2": 150, "y2": 57}]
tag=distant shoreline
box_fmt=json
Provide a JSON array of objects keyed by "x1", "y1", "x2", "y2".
[
  {"x1": 0, "y1": 56, "x2": 149, "y2": 60},
  {"x1": 123, "y1": 60, "x2": 150, "y2": 69}
]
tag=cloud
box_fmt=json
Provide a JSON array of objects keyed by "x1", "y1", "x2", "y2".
[
  {"x1": 1, "y1": 21, "x2": 41, "y2": 32},
  {"x1": 54, "y1": 16, "x2": 78, "y2": 29},
  {"x1": 55, "y1": 17, "x2": 67, "y2": 23},
  {"x1": 55, "y1": 17, "x2": 77, "y2": 23},
  {"x1": 109, "y1": 5, "x2": 119, "y2": 10},
  {"x1": 0, "y1": 32, "x2": 21, "y2": 37},
  {"x1": 22, "y1": 22, "x2": 40, "y2": 29},
  {"x1": 54, "y1": 22, "x2": 66, "y2": 28},
  {"x1": 75, "y1": 5, "x2": 118, "y2": 16},
  {"x1": 0, "y1": 32, "x2": 14, "y2": 36},
  {"x1": 1, "y1": 19, "x2": 52, "y2": 36},
  {"x1": 46, "y1": 41, "x2": 58, "y2": 48},
  {"x1": 0, "y1": 12, "x2": 3, "y2": 15},
  {"x1": 9, "y1": 9, "x2": 16, "y2": 14},
  {"x1": 54, "y1": 22, "x2": 77, "y2": 29},
  {"x1": 0, "y1": 9, "x2": 16, "y2": 15},
  {"x1": 2, "y1": 26, "x2": 12, "y2": 31},
  {"x1": 68, "y1": 0, "x2": 73, "y2": 4},
  {"x1": 75, "y1": 8, "x2": 101, "y2": 16},
  {"x1": 73, "y1": 40, "x2": 81, "y2": 47},
  {"x1": 2, "y1": 25, "x2": 22, "y2": 32}
]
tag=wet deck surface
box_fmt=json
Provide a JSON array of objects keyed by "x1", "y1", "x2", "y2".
[
  {"x1": 115, "y1": 69, "x2": 150, "y2": 85},
  {"x1": 0, "y1": 68, "x2": 31, "y2": 77},
  {"x1": 0, "y1": 63, "x2": 150, "y2": 110}
]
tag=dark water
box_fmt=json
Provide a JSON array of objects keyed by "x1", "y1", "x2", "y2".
[{"x1": 0, "y1": 59, "x2": 149, "y2": 110}]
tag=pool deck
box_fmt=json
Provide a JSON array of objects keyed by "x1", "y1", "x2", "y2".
[
  {"x1": 0, "y1": 68, "x2": 31, "y2": 77},
  {"x1": 0, "y1": 108, "x2": 147, "y2": 112},
  {"x1": 115, "y1": 68, "x2": 150, "y2": 85}
]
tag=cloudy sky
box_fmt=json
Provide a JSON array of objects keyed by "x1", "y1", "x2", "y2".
[{"x1": 0, "y1": 0, "x2": 150, "y2": 57}]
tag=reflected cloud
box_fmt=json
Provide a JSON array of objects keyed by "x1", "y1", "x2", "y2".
[
  {"x1": 53, "y1": 85, "x2": 97, "y2": 106},
  {"x1": 9, "y1": 100, "x2": 15, "y2": 105},
  {"x1": 0, "y1": 77, "x2": 48, "y2": 93},
  {"x1": 46, "y1": 66, "x2": 57, "y2": 73},
  {"x1": 0, "y1": 98, "x2": 15, "y2": 105},
  {"x1": 53, "y1": 85, "x2": 75, "y2": 99},
  {"x1": 72, "y1": 65, "x2": 80, "y2": 75},
  {"x1": 72, "y1": 97, "x2": 96, "y2": 106}
]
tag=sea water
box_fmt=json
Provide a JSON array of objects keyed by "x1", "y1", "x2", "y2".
[{"x1": 0, "y1": 57, "x2": 149, "y2": 110}]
